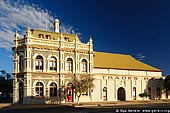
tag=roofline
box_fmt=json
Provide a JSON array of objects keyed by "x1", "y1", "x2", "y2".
[
  {"x1": 31, "y1": 29, "x2": 77, "y2": 36},
  {"x1": 94, "y1": 67, "x2": 162, "y2": 72},
  {"x1": 94, "y1": 51, "x2": 130, "y2": 56}
]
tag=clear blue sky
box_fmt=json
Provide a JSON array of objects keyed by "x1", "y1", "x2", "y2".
[{"x1": 0, "y1": 0, "x2": 170, "y2": 75}]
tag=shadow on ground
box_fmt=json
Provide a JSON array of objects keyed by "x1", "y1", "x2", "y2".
[
  {"x1": 1, "y1": 100, "x2": 170, "y2": 113},
  {"x1": 0, "y1": 103, "x2": 108, "y2": 113}
]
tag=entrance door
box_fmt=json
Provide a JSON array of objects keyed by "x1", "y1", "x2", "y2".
[
  {"x1": 19, "y1": 82, "x2": 24, "y2": 103},
  {"x1": 117, "y1": 87, "x2": 126, "y2": 101},
  {"x1": 67, "y1": 83, "x2": 73, "y2": 102}
]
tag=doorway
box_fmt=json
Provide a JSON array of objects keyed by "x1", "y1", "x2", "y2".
[
  {"x1": 67, "y1": 83, "x2": 73, "y2": 102},
  {"x1": 117, "y1": 87, "x2": 126, "y2": 101}
]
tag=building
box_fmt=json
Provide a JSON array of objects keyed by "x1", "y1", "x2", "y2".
[{"x1": 12, "y1": 19, "x2": 166, "y2": 104}]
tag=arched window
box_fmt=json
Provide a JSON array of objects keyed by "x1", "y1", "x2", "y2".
[
  {"x1": 36, "y1": 55, "x2": 43, "y2": 70},
  {"x1": 103, "y1": 87, "x2": 107, "y2": 101},
  {"x1": 35, "y1": 82, "x2": 44, "y2": 97},
  {"x1": 50, "y1": 57, "x2": 57, "y2": 71},
  {"x1": 81, "y1": 59, "x2": 87, "y2": 72},
  {"x1": 66, "y1": 58, "x2": 73, "y2": 72},
  {"x1": 19, "y1": 56, "x2": 24, "y2": 72},
  {"x1": 50, "y1": 82, "x2": 57, "y2": 97},
  {"x1": 133, "y1": 87, "x2": 136, "y2": 100},
  {"x1": 148, "y1": 87, "x2": 151, "y2": 99},
  {"x1": 157, "y1": 87, "x2": 161, "y2": 97}
]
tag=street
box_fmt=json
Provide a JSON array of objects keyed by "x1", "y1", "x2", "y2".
[{"x1": 1, "y1": 102, "x2": 170, "y2": 113}]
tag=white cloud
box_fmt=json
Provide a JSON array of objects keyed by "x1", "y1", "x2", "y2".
[
  {"x1": 0, "y1": 0, "x2": 81, "y2": 50},
  {"x1": 136, "y1": 54, "x2": 146, "y2": 61}
]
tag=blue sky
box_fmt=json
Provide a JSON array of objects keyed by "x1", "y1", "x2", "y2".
[{"x1": 0, "y1": 0, "x2": 170, "y2": 75}]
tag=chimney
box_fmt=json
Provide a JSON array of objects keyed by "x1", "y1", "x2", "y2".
[{"x1": 54, "y1": 19, "x2": 60, "y2": 33}]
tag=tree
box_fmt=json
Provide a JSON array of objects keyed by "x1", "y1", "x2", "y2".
[
  {"x1": 72, "y1": 75, "x2": 94, "y2": 105},
  {"x1": 0, "y1": 70, "x2": 13, "y2": 97}
]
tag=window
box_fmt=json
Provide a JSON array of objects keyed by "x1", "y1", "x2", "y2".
[
  {"x1": 66, "y1": 58, "x2": 73, "y2": 72},
  {"x1": 103, "y1": 87, "x2": 107, "y2": 101},
  {"x1": 35, "y1": 82, "x2": 44, "y2": 97},
  {"x1": 50, "y1": 57, "x2": 57, "y2": 71},
  {"x1": 133, "y1": 87, "x2": 136, "y2": 100},
  {"x1": 19, "y1": 56, "x2": 24, "y2": 72},
  {"x1": 81, "y1": 59, "x2": 87, "y2": 72},
  {"x1": 36, "y1": 55, "x2": 43, "y2": 70},
  {"x1": 50, "y1": 82, "x2": 57, "y2": 97}
]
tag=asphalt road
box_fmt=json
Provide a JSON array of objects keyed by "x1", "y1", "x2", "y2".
[{"x1": 1, "y1": 103, "x2": 170, "y2": 113}]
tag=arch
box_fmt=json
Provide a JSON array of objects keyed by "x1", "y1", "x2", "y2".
[
  {"x1": 35, "y1": 82, "x2": 44, "y2": 97},
  {"x1": 47, "y1": 55, "x2": 59, "y2": 72},
  {"x1": 32, "y1": 53, "x2": 45, "y2": 59},
  {"x1": 80, "y1": 59, "x2": 88, "y2": 72},
  {"x1": 133, "y1": 87, "x2": 136, "y2": 100},
  {"x1": 49, "y1": 56, "x2": 57, "y2": 71},
  {"x1": 117, "y1": 87, "x2": 126, "y2": 101},
  {"x1": 67, "y1": 82, "x2": 73, "y2": 102},
  {"x1": 33, "y1": 54, "x2": 46, "y2": 71},
  {"x1": 47, "y1": 54, "x2": 59, "y2": 61},
  {"x1": 103, "y1": 87, "x2": 107, "y2": 101},
  {"x1": 79, "y1": 57, "x2": 89, "y2": 63},
  {"x1": 33, "y1": 80, "x2": 45, "y2": 96},
  {"x1": 67, "y1": 82, "x2": 73, "y2": 87},
  {"x1": 65, "y1": 56, "x2": 75, "y2": 62},
  {"x1": 35, "y1": 55, "x2": 44, "y2": 70},
  {"x1": 49, "y1": 82, "x2": 58, "y2": 97},
  {"x1": 33, "y1": 80, "x2": 45, "y2": 87},
  {"x1": 47, "y1": 81, "x2": 59, "y2": 87},
  {"x1": 66, "y1": 58, "x2": 73, "y2": 72},
  {"x1": 19, "y1": 55, "x2": 24, "y2": 72}
]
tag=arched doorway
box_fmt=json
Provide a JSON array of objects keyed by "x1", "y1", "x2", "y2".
[
  {"x1": 19, "y1": 82, "x2": 24, "y2": 103},
  {"x1": 67, "y1": 83, "x2": 73, "y2": 102},
  {"x1": 49, "y1": 82, "x2": 57, "y2": 97},
  {"x1": 117, "y1": 87, "x2": 126, "y2": 101}
]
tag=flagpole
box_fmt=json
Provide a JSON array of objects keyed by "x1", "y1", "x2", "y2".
[{"x1": 45, "y1": 10, "x2": 48, "y2": 31}]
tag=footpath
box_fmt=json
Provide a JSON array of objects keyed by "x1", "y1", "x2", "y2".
[{"x1": 1, "y1": 99, "x2": 170, "y2": 110}]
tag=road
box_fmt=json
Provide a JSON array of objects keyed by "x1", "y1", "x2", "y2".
[{"x1": 1, "y1": 103, "x2": 170, "y2": 113}]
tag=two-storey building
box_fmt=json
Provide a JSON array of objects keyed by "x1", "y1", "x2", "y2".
[{"x1": 12, "y1": 19, "x2": 165, "y2": 104}]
